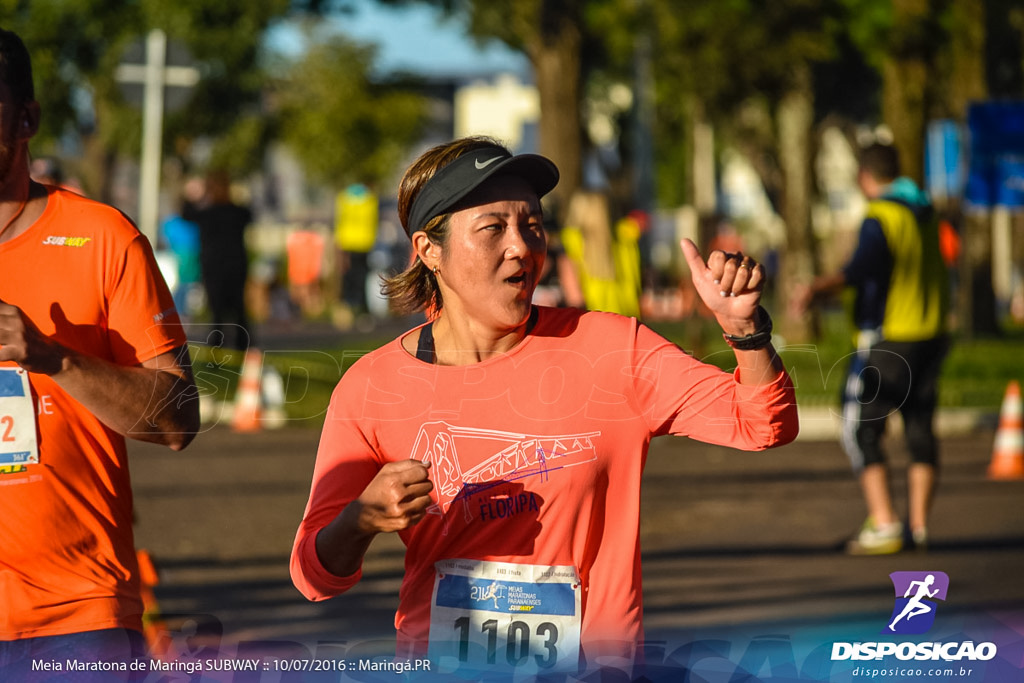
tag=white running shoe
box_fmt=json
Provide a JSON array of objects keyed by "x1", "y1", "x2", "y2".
[{"x1": 846, "y1": 517, "x2": 904, "y2": 555}]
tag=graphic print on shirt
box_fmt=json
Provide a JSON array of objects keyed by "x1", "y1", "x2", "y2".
[{"x1": 408, "y1": 421, "x2": 601, "y2": 533}]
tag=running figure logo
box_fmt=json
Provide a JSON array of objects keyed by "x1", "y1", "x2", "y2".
[
  {"x1": 884, "y1": 571, "x2": 949, "y2": 635},
  {"x1": 471, "y1": 581, "x2": 506, "y2": 610}
]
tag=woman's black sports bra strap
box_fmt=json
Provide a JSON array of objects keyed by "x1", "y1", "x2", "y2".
[
  {"x1": 416, "y1": 322, "x2": 435, "y2": 364},
  {"x1": 415, "y1": 306, "x2": 538, "y2": 364}
]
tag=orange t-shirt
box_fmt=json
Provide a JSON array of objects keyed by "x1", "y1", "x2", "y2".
[
  {"x1": 287, "y1": 230, "x2": 325, "y2": 285},
  {"x1": 0, "y1": 188, "x2": 185, "y2": 639},
  {"x1": 291, "y1": 307, "x2": 798, "y2": 668}
]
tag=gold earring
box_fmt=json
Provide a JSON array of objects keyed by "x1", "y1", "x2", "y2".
[{"x1": 432, "y1": 266, "x2": 439, "y2": 275}]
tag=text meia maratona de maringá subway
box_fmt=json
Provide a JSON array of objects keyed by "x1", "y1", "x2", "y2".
[{"x1": 32, "y1": 658, "x2": 262, "y2": 674}]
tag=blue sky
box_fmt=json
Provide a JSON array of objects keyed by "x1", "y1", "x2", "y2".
[{"x1": 269, "y1": 3, "x2": 529, "y2": 78}]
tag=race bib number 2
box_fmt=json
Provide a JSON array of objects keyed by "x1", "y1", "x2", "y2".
[
  {"x1": 0, "y1": 368, "x2": 39, "y2": 467},
  {"x1": 428, "y1": 559, "x2": 581, "y2": 675}
]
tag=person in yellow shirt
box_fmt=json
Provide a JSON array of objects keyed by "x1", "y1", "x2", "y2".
[
  {"x1": 798, "y1": 142, "x2": 951, "y2": 555},
  {"x1": 334, "y1": 182, "x2": 379, "y2": 322}
]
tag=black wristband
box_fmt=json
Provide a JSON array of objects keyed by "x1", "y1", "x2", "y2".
[{"x1": 722, "y1": 306, "x2": 773, "y2": 351}]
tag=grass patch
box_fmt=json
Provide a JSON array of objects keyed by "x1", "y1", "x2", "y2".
[
  {"x1": 189, "y1": 313, "x2": 1021, "y2": 427},
  {"x1": 650, "y1": 311, "x2": 1022, "y2": 412}
]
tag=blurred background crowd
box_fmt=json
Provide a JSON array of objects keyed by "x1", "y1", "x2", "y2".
[{"x1": 9, "y1": 0, "x2": 1024, "y2": 343}]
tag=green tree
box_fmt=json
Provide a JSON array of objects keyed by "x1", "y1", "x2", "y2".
[
  {"x1": 841, "y1": 0, "x2": 938, "y2": 185},
  {"x1": 843, "y1": 0, "x2": 1004, "y2": 335},
  {"x1": 641, "y1": 0, "x2": 844, "y2": 340},
  {"x1": 379, "y1": 0, "x2": 606, "y2": 217},
  {"x1": 159, "y1": 0, "x2": 292, "y2": 175},
  {"x1": 269, "y1": 31, "x2": 427, "y2": 188},
  {"x1": 389, "y1": 0, "x2": 843, "y2": 338},
  {"x1": 5, "y1": 0, "x2": 142, "y2": 198},
  {"x1": 3, "y1": 0, "x2": 291, "y2": 200},
  {"x1": 419, "y1": 0, "x2": 1016, "y2": 338}
]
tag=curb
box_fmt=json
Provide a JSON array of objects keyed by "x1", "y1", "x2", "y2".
[{"x1": 796, "y1": 406, "x2": 996, "y2": 442}]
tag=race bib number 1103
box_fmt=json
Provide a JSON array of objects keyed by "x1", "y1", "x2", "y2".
[{"x1": 428, "y1": 559, "x2": 581, "y2": 675}]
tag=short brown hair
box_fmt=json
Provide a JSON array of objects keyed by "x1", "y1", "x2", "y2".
[
  {"x1": 859, "y1": 143, "x2": 900, "y2": 184},
  {"x1": 0, "y1": 27, "x2": 34, "y2": 106},
  {"x1": 382, "y1": 136, "x2": 512, "y2": 316}
]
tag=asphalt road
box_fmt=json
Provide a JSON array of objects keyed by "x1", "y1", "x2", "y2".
[{"x1": 126, "y1": 421, "x2": 1024, "y2": 679}]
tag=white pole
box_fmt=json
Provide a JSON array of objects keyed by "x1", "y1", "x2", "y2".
[
  {"x1": 992, "y1": 205, "x2": 1013, "y2": 305},
  {"x1": 139, "y1": 29, "x2": 166, "y2": 246},
  {"x1": 693, "y1": 120, "x2": 716, "y2": 215}
]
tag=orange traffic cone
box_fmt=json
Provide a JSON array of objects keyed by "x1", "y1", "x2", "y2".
[
  {"x1": 988, "y1": 380, "x2": 1024, "y2": 480},
  {"x1": 232, "y1": 348, "x2": 263, "y2": 432}
]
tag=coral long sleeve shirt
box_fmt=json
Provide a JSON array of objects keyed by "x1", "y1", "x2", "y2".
[{"x1": 291, "y1": 307, "x2": 797, "y2": 666}]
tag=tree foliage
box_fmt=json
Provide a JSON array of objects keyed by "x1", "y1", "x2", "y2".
[
  {"x1": 158, "y1": 0, "x2": 291, "y2": 174},
  {"x1": 3, "y1": 0, "x2": 140, "y2": 149},
  {"x1": 3, "y1": 0, "x2": 430, "y2": 199},
  {"x1": 378, "y1": 0, "x2": 621, "y2": 215},
  {"x1": 6, "y1": 0, "x2": 1024, "y2": 250},
  {"x1": 2, "y1": 0, "x2": 290, "y2": 195},
  {"x1": 269, "y1": 32, "x2": 427, "y2": 188}
]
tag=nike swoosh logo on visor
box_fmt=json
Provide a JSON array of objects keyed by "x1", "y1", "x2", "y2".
[{"x1": 475, "y1": 156, "x2": 503, "y2": 170}]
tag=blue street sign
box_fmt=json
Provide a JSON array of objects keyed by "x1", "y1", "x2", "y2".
[{"x1": 966, "y1": 102, "x2": 1024, "y2": 209}]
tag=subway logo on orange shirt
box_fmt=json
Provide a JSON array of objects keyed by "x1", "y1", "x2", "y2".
[{"x1": 43, "y1": 236, "x2": 92, "y2": 247}]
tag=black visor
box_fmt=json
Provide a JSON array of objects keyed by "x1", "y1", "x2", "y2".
[{"x1": 404, "y1": 146, "x2": 559, "y2": 236}]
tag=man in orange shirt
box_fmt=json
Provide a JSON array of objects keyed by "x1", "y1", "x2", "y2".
[{"x1": 0, "y1": 28, "x2": 199, "y2": 677}]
